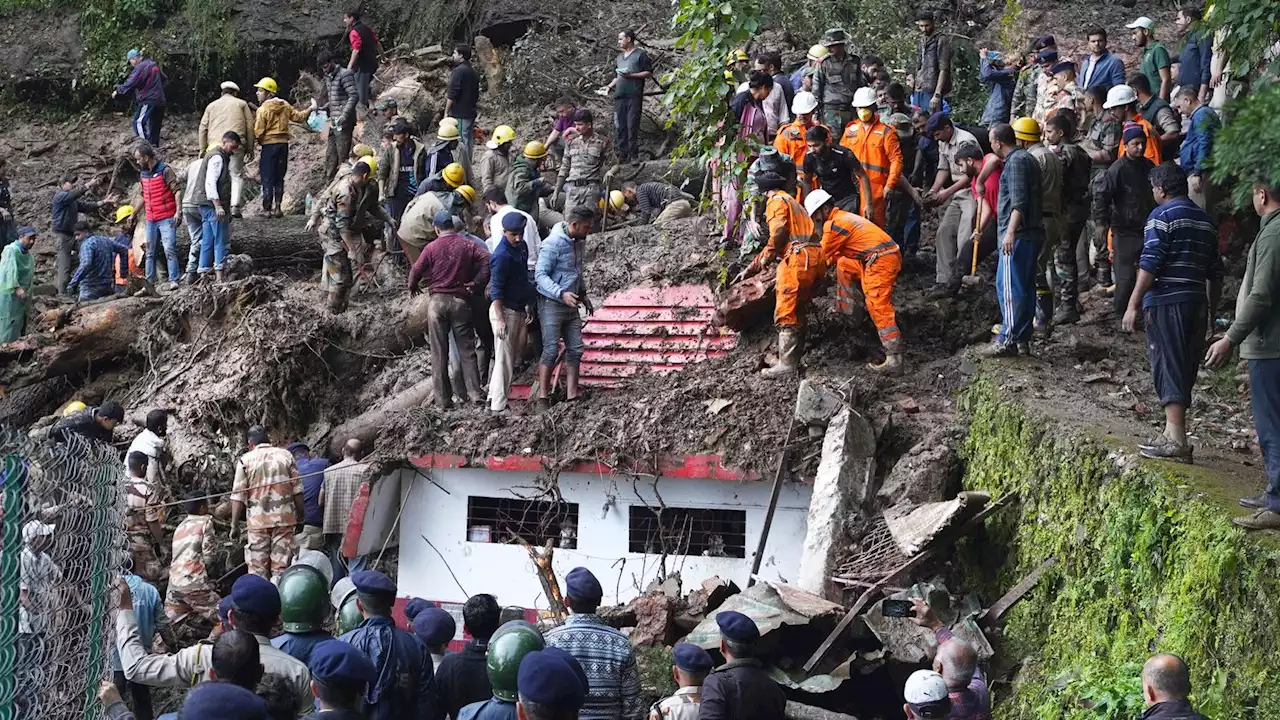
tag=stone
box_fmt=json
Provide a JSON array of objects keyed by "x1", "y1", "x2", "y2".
[
  {"x1": 630, "y1": 594, "x2": 677, "y2": 646},
  {"x1": 897, "y1": 397, "x2": 921, "y2": 414},
  {"x1": 596, "y1": 603, "x2": 637, "y2": 629},
  {"x1": 794, "y1": 379, "x2": 845, "y2": 427},
  {"x1": 645, "y1": 574, "x2": 682, "y2": 598},
  {"x1": 797, "y1": 407, "x2": 876, "y2": 599},
  {"x1": 877, "y1": 427, "x2": 962, "y2": 508},
  {"x1": 683, "y1": 576, "x2": 740, "y2": 617}
]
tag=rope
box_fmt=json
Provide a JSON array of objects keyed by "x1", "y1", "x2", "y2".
[{"x1": 145, "y1": 456, "x2": 384, "y2": 510}]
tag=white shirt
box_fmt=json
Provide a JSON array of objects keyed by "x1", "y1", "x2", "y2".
[
  {"x1": 486, "y1": 205, "x2": 540, "y2": 272},
  {"x1": 204, "y1": 154, "x2": 225, "y2": 203}
]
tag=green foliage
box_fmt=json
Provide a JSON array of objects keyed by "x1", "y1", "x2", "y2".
[
  {"x1": 77, "y1": 0, "x2": 171, "y2": 88},
  {"x1": 175, "y1": 0, "x2": 237, "y2": 85},
  {"x1": 1210, "y1": 84, "x2": 1280, "y2": 205},
  {"x1": 1204, "y1": 0, "x2": 1280, "y2": 81},
  {"x1": 997, "y1": 0, "x2": 1025, "y2": 55},
  {"x1": 763, "y1": 0, "x2": 916, "y2": 76},
  {"x1": 635, "y1": 645, "x2": 678, "y2": 700},
  {"x1": 956, "y1": 379, "x2": 1280, "y2": 720},
  {"x1": 663, "y1": 0, "x2": 762, "y2": 169}
]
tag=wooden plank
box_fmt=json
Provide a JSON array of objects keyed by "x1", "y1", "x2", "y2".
[
  {"x1": 978, "y1": 555, "x2": 1057, "y2": 628},
  {"x1": 747, "y1": 422, "x2": 797, "y2": 586}
]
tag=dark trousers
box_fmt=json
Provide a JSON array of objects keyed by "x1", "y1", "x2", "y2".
[
  {"x1": 324, "y1": 122, "x2": 355, "y2": 180},
  {"x1": 887, "y1": 194, "x2": 921, "y2": 255},
  {"x1": 355, "y1": 70, "x2": 374, "y2": 107},
  {"x1": 1111, "y1": 229, "x2": 1144, "y2": 317},
  {"x1": 1144, "y1": 302, "x2": 1207, "y2": 407},
  {"x1": 1057, "y1": 217, "x2": 1087, "y2": 307},
  {"x1": 1251, "y1": 359, "x2": 1280, "y2": 510},
  {"x1": 614, "y1": 96, "x2": 643, "y2": 162},
  {"x1": 995, "y1": 236, "x2": 1038, "y2": 344},
  {"x1": 114, "y1": 670, "x2": 155, "y2": 720},
  {"x1": 132, "y1": 104, "x2": 165, "y2": 147},
  {"x1": 259, "y1": 143, "x2": 290, "y2": 211},
  {"x1": 428, "y1": 293, "x2": 482, "y2": 407},
  {"x1": 55, "y1": 230, "x2": 75, "y2": 294}
]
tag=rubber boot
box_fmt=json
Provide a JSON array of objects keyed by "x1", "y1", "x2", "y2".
[
  {"x1": 1033, "y1": 292, "x2": 1053, "y2": 339},
  {"x1": 761, "y1": 329, "x2": 800, "y2": 377},
  {"x1": 868, "y1": 353, "x2": 903, "y2": 374}
]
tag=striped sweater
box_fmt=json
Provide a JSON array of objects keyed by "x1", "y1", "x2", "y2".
[{"x1": 1139, "y1": 196, "x2": 1223, "y2": 308}]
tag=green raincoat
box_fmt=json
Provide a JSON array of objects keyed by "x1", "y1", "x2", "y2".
[{"x1": 0, "y1": 241, "x2": 34, "y2": 342}]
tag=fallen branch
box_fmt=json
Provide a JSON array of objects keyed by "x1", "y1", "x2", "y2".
[{"x1": 516, "y1": 536, "x2": 567, "y2": 621}]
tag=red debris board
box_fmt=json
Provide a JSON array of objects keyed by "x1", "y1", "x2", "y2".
[{"x1": 579, "y1": 285, "x2": 737, "y2": 386}]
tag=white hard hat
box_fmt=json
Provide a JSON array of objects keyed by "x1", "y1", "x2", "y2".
[
  {"x1": 852, "y1": 86, "x2": 878, "y2": 108},
  {"x1": 791, "y1": 91, "x2": 819, "y2": 115},
  {"x1": 23, "y1": 520, "x2": 55, "y2": 542},
  {"x1": 904, "y1": 670, "x2": 949, "y2": 705},
  {"x1": 1103, "y1": 84, "x2": 1138, "y2": 109},
  {"x1": 293, "y1": 549, "x2": 334, "y2": 587},
  {"x1": 804, "y1": 189, "x2": 833, "y2": 216}
]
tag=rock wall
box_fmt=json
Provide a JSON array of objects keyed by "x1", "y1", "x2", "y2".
[{"x1": 957, "y1": 379, "x2": 1280, "y2": 719}]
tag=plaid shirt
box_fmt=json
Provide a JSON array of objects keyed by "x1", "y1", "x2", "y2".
[
  {"x1": 322, "y1": 457, "x2": 367, "y2": 535},
  {"x1": 935, "y1": 628, "x2": 991, "y2": 720},
  {"x1": 996, "y1": 147, "x2": 1043, "y2": 241},
  {"x1": 545, "y1": 614, "x2": 643, "y2": 720},
  {"x1": 230, "y1": 443, "x2": 301, "y2": 530}
]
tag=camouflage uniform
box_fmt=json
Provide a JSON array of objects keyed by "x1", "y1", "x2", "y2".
[
  {"x1": 231, "y1": 443, "x2": 303, "y2": 583},
  {"x1": 318, "y1": 175, "x2": 392, "y2": 312},
  {"x1": 650, "y1": 686, "x2": 702, "y2": 720},
  {"x1": 124, "y1": 479, "x2": 163, "y2": 583},
  {"x1": 165, "y1": 514, "x2": 222, "y2": 624},
  {"x1": 557, "y1": 132, "x2": 610, "y2": 223}
]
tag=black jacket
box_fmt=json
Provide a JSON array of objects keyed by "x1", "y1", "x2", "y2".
[
  {"x1": 434, "y1": 641, "x2": 491, "y2": 720},
  {"x1": 447, "y1": 62, "x2": 480, "y2": 120},
  {"x1": 698, "y1": 659, "x2": 786, "y2": 720},
  {"x1": 1139, "y1": 699, "x2": 1208, "y2": 720},
  {"x1": 52, "y1": 185, "x2": 101, "y2": 234},
  {"x1": 1094, "y1": 154, "x2": 1155, "y2": 233},
  {"x1": 51, "y1": 408, "x2": 114, "y2": 445}
]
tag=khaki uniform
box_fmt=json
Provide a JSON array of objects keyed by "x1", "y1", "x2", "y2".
[
  {"x1": 650, "y1": 686, "x2": 702, "y2": 720},
  {"x1": 477, "y1": 147, "x2": 512, "y2": 194},
  {"x1": 123, "y1": 479, "x2": 162, "y2": 583},
  {"x1": 231, "y1": 443, "x2": 302, "y2": 582},
  {"x1": 558, "y1": 132, "x2": 611, "y2": 219},
  {"x1": 318, "y1": 175, "x2": 389, "y2": 312},
  {"x1": 165, "y1": 515, "x2": 221, "y2": 624},
  {"x1": 116, "y1": 610, "x2": 313, "y2": 712},
  {"x1": 398, "y1": 191, "x2": 448, "y2": 265},
  {"x1": 199, "y1": 93, "x2": 256, "y2": 208}
]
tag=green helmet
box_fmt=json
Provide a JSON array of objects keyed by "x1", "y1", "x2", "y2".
[
  {"x1": 278, "y1": 565, "x2": 328, "y2": 633},
  {"x1": 487, "y1": 621, "x2": 545, "y2": 701},
  {"x1": 336, "y1": 589, "x2": 364, "y2": 635}
]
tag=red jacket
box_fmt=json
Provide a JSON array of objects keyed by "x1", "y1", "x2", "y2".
[
  {"x1": 408, "y1": 233, "x2": 491, "y2": 297},
  {"x1": 140, "y1": 162, "x2": 179, "y2": 221}
]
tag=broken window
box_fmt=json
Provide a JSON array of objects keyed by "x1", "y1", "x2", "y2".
[
  {"x1": 627, "y1": 507, "x2": 747, "y2": 558},
  {"x1": 466, "y1": 496, "x2": 579, "y2": 549}
]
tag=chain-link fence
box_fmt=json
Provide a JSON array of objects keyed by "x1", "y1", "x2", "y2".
[{"x1": 1, "y1": 427, "x2": 127, "y2": 720}]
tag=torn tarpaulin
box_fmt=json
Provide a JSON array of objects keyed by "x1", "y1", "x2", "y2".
[
  {"x1": 882, "y1": 491, "x2": 991, "y2": 557},
  {"x1": 685, "y1": 581, "x2": 844, "y2": 648}
]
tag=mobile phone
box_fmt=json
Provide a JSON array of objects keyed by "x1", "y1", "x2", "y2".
[{"x1": 883, "y1": 599, "x2": 914, "y2": 618}]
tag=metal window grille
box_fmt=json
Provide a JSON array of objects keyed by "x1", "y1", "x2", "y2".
[
  {"x1": 465, "y1": 496, "x2": 580, "y2": 548},
  {"x1": 627, "y1": 507, "x2": 747, "y2": 558},
  {"x1": 1, "y1": 427, "x2": 127, "y2": 720}
]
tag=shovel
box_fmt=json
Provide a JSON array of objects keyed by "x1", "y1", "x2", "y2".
[{"x1": 961, "y1": 205, "x2": 984, "y2": 287}]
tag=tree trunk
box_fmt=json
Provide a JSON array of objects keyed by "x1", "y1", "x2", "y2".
[
  {"x1": 326, "y1": 378, "x2": 435, "y2": 457},
  {"x1": 786, "y1": 702, "x2": 860, "y2": 720}
]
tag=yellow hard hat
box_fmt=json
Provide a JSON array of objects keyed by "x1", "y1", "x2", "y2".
[
  {"x1": 62, "y1": 400, "x2": 87, "y2": 417},
  {"x1": 437, "y1": 122, "x2": 461, "y2": 141},
  {"x1": 1012, "y1": 116, "x2": 1042, "y2": 142},
  {"x1": 724, "y1": 70, "x2": 736, "y2": 84},
  {"x1": 727, "y1": 49, "x2": 749, "y2": 65},
  {"x1": 491, "y1": 125, "x2": 516, "y2": 145},
  {"x1": 357, "y1": 155, "x2": 378, "y2": 174},
  {"x1": 456, "y1": 185, "x2": 476, "y2": 204},
  {"x1": 443, "y1": 163, "x2": 466, "y2": 188},
  {"x1": 523, "y1": 140, "x2": 548, "y2": 160},
  {"x1": 807, "y1": 44, "x2": 830, "y2": 61},
  {"x1": 440, "y1": 117, "x2": 459, "y2": 128},
  {"x1": 254, "y1": 77, "x2": 278, "y2": 94},
  {"x1": 352, "y1": 143, "x2": 375, "y2": 159},
  {"x1": 115, "y1": 205, "x2": 136, "y2": 223},
  {"x1": 607, "y1": 190, "x2": 626, "y2": 212}
]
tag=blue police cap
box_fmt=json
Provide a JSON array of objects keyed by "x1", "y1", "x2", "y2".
[
  {"x1": 517, "y1": 649, "x2": 588, "y2": 707},
  {"x1": 501, "y1": 212, "x2": 527, "y2": 232},
  {"x1": 217, "y1": 596, "x2": 233, "y2": 623},
  {"x1": 17, "y1": 226, "x2": 36, "y2": 238},
  {"x1": 310, "y1": 640, "x2": 378, "y2": 686},
  {"x1": 351, "y1": 570, "x2": 398, "y2": 598},
  {"x1": 433, "y1": 210, "x2": 454, "y2": 228},
  {"x1": 404, "y1": 597, "x2": 431, "y2": 620},
  {"x1": 413, "y1": 606, "x2": 457, "y2": 646},
  {"x1": 230, "y1": 574, "x2": 281, "y2": 618},
  {"x1": 924, "y1": 111, "x2": 952, "y2": 135},
  {"x1": 181, "y1": 682, "x2": 269, "y2": 720},
  {"x1": 716, "y1": 610, "x2": 759, "y2": 643},
  {"x1": 564, "y1": 567, "x2": 602, "y2": 602},
  {"x1": 672, "y1": 642, "x2": 714, "y2": 673}
]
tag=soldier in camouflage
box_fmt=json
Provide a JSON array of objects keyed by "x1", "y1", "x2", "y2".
[
  {"x1": 556, "y1": 109, "x2": 611, "y2": 228},
  {"x1": 813, "y1": 28, "x2": 863, "y2": 133},
  {"x1": 123, "y1": 451, "x2": 165, "y2": 583},
  {"x1": 165, "y1": 492, "x2": 223, "y2": 625},
  {"x1": 230, "y1": 425, "x2": 305, "y2": 583},
  {"x1": 649, "y1": 644, "x2": 713, "y2": 720},
  {"x1": 316, "y1": 159, "x2": 395, "y2": 313}
]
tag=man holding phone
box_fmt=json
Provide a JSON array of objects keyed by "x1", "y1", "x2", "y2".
[{"x1": 912, "y1": 599, "x2": 991, "y2": 720}]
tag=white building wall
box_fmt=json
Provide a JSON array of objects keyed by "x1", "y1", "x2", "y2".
[{"x1": 393, "y1": 467, "x2": 812, "y2": 609}]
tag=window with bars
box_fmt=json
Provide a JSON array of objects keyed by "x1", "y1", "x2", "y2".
[
  {"x1": 627, "y1": 506, "x2": 747, "y2": 558},
  {"x1": 466, "y1": 496, "x2": 579, "y2": 548}
]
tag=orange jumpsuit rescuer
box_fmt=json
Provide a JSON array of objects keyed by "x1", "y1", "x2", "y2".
[
  {"x1": 840, "y1": 87, "x2": 903, "y2": 228},
  {"x1": 806, "y1": 188, "x2": 904, "y2": 372},
  {"x1": 737, "y1": 170, "x2": 827, "y2": 376}
]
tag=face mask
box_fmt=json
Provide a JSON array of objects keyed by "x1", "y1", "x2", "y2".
[{"x1": 858, "y1": 108, "x2": 875, "y2": 122}]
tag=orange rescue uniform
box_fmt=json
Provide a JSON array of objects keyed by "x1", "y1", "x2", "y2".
[
  {"x1": 774, "y1": 120, "x2": 828, "y2": 189},
  {"x1": 819, "y1": 208, "x2": 902, "y2": 350},
  {"x1": 1118, "y1": 113, "x2": 1163, "y2": 165},
  {"x1": 839, "y1": 118, "x2": 902, "y2": 228},
  {"x1": 761, "y1": 190, "x2": 826, "y2": 328}
]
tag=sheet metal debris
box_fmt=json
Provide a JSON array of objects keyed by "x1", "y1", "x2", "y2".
[
  {"x1": 685, "y1": 581, "x2": 843, "y2": 648},
  {"x1": 882, "y1": 490, "x2": 991, "y2": 557}
]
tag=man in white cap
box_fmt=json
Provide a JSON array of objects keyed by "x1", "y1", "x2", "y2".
[
  {"x1": 903, "y1": 670, "x2": 951, "y2": 719},
  {"x1": 199, "y1": 81, "x2": 256, "y2": 217},
  {"x1": 1127, "y1": 17, "x2": 1172, "y2": 101}
]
